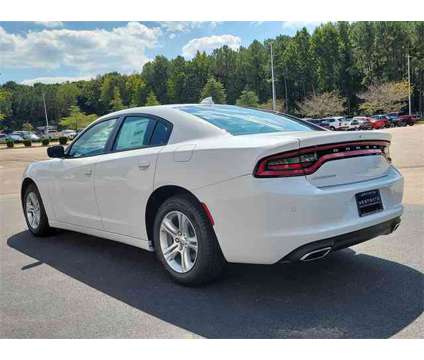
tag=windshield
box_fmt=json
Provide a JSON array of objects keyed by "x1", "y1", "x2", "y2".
[{"x1": 177, "y1": 105, "x2": 314, "y2": 136}]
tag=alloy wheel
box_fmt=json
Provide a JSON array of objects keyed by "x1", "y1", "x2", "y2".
[
  {"x1": 159, "y1": 210, "x2": 198, "y2": 273},
  {"x1": 26, "y1": 192, "x2": 41, "y2": 230}
]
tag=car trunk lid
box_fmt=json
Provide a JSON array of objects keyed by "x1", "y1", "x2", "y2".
[{"x1": 293, "y1": 131, "x2": 391, "y2": 187}]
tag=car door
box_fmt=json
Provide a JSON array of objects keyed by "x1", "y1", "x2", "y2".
[
  {"x1": 52, "y1": 118, "x2": 118, "y2": 229},
  {"x1": 94, "y1": 115, "x2": 172, "y2": 240}
]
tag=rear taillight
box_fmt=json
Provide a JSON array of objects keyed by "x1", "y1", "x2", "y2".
[
  {"x1": 383, "y1": 143, "x2": 391, "y2": 163},
  {"x1": 254, "y1": 141, "x2": 391, "y2": 178}
]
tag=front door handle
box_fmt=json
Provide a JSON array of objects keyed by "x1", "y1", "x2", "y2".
[
  {"x1": 84, "y1": 169, "x2": 93, "y2": 176},
  {"x1": 138, "y1": 161, "x2": 150, "y2": 170}
]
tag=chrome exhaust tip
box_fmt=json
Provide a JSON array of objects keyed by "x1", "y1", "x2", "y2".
[
  {"x1": 300, "y1": 247, "x2": 332, "y2": 262},
  {"x1": 391, "y1": 222, "x2": 400, "y2": 233}
]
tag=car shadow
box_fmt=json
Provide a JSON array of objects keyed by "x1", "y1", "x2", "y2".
[{"x1": 7, "y1": 229, "x2": 423, "y2": 338}]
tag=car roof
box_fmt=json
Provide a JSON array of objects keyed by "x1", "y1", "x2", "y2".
[{"x1": 95, "y1": 104, "x2": 229, "y2": 144}]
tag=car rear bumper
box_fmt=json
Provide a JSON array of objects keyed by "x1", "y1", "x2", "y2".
[
  {"x1": 280, "y1": 216, "x2": 400, "y2": 262},
  {"x1": 194, "y1": 166, "x2": 404, "y2": 264}
]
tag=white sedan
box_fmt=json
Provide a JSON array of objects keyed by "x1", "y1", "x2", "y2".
[{"x1": 21, "y1": 104, "x2": 404, "y2": 285}]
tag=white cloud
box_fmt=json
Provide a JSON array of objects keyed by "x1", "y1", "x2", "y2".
[
  {"x1": 160, "y1": 22, "x2": 200, "y2": 33},
  {"x1": 160, "y1": 21, "x2": 218, "y2": 34},
  {"x1": 21, "y1": 75, "x2": 95, "y2": 85},
  {"x1": 34, "y1": 21, "x2": 64, "y2": 28},
  {"x1": 182, "y1": 34, "x2": 241, "y2": 59},
  {"x1": 0, "y1": 22, "x2": 161, "y2": 74}
]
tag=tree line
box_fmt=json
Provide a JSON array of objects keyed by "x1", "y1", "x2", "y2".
[{"x1": 0, "y1": 21, "x2": 423, "y2": 131}]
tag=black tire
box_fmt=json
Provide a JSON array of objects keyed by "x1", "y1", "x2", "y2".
[
  {"x1": 330, "y1": 126, "x2": 336, "y2": 131},
  {"x1": 153, "y1": 194, "x2": 226, "y2": 285},
  {"x1": 23, "y1": 183, "x2": 51, "y2": 236}
]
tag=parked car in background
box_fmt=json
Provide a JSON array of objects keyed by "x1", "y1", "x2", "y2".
[
  {"x1": 44, "y1": 130, "x2": 61, "y2": 140},
  {"x1": 371, "y1": 115, "x2": 391, "y2": 128},
  {"x1": 321, "y1": 116, "x2": 347, "y2": 131},
  {"x1": 398, "y1": 114, "x2": 418, "y2": 126},
  {"x1": 307, "y1": 119, "x2": 331, "y2": 130},
  {"x1": 385, "y1": 113, "x2": 402, "y2": 127},
  {"x1": 347, "y1": 117, "x2": 373, "y2": 131},
  {"x1": 13, "y1": 131, "x2": 40, "y2": 141},
  {"x1": 61, "y1": 129, "x2": 77, "y2": 140},
  {"x1": 0, "y1": 133, "x2": 7, "y2": 144},
  {"x1": 345, "y1": 117, "x2": 360, "y2": 130},
  {"x1": 5, "y1": 133, "x2": 24, "y2": 143}
]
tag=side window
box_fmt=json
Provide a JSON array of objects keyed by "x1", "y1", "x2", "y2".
[
  {"x1": 68, "y1": 118, "x2": 117, "y2": 158},
  {"x1": 150, "y1": 121, "x2": 172, "y2": 146},
  {"x1": 115, "y1": 116, "x2": 152, "y2": 151}
]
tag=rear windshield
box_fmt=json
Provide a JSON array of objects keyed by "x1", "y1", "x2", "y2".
[{"x1": 177, "y1": 105, "x2": 314, "y2": 135}]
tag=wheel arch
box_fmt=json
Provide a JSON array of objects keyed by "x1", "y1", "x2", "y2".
[
  {"x1": 145, "y1": 185, "x2": 209, "y2": 243},
  {"x1": 21, "y1": 177, "x2": 37, "y2": 206}
]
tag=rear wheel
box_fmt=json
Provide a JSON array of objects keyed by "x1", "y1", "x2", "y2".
[
  {"x1": 23, "y1": 183, "x2": 51, "y2": 236},
  {"x1": 153, "y1": 194, "x2": 225, "y2": 285}
]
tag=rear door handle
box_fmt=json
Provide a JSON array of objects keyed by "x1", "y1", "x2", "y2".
[{"x1": 138, "y1": 161, "x2": 150, "y2": 170}]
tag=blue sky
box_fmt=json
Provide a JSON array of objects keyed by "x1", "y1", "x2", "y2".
[{"x1": 0, "y1": 21, "x2": 320, "y2": 85}]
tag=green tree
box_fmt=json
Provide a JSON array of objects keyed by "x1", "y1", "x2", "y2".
[
  {"x1": 259, "y1": 98, "x2": 286, "y2": 112},
  {"x1": 59, "y1": 105, "x2": 97, "y2": 130},
  {"x1": 311, "y1": 23, "x2": 340, "y2": 92},
  {"x1": 22, "y1": 122, "x2": 33, "y2": 131},
  {"x1": 126, "y1": 74, "x2": 147, "y2": 107},
  {"x1": 142, "y1": 56, "x2": 170, "y2": 104},
  {"x1": 110, "y1": 87, "x2": 125, "y2": 111},
  {"x1": 358, "y1": 81, "x2": 409, "y2": 113},
  {"x1": 200, "y1": 77, "x2": 226, "y2": 104},
  {"x1": 0, "y1": 88, "x2": 12, "y2": 125},
  {"x1": 167, "y1": 56, "x2": 187, "y2": 104},
  {"x1": 236, "y1": 89, "x2": 259, "y2": 107},
  {"x1": 297, "y1": 91, "x2": 346, "y2": 117},
  {"x1": 145, "y1": 91, "x2": 160, "y2": 106},
  {"x1": 210, "y1": 46, "x2": 241, "y2": 104},
  {"x1": 55, "y1": 82, "x2": 80, "y2": 118},
  {"x1": 100, "y1": 73, "x2": 127, "y2": 112}
]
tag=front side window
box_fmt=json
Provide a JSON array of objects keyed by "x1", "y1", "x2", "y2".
[
  {"x1": 114, "y1": 116, "x2": 152, "y2": 151},
  {"x1": 68, "y1": 118, "x2": 117, "y2": 158},
  {"x1": 177, "y1": 105, "x2": 313, "y2": 136}
]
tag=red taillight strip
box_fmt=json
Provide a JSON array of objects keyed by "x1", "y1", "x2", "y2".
[
  {"x1": 254, "y1": 140, "x2": 389, "y2": 178},
  {"x1": 296, "y1": 140, "x2": 390, "y2": 154}
]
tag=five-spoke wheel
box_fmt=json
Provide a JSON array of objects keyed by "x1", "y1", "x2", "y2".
[
  {"x1": 153, "y1": 194, "x2": 225, "y2": 285},
  {"x1": 23, "y1": 183, "x2": 51, "y2": 236},
  {"x1": 160, "y1": 211, "x2": 198, "y2": 273}
]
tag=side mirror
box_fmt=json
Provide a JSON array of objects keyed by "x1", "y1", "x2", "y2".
[{"x1": 47, "y1": 145, "x2": 65, "y2": 158}]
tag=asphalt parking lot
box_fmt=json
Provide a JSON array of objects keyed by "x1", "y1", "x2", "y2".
[{"x1": 0, "y1": 126, "x2": 423, "y2": 338}]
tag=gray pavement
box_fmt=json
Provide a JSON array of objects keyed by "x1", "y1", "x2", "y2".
[{"x1": 0, "y1": 126, "x2": 423, "y2": 338}]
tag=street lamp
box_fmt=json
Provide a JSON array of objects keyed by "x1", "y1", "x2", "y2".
[
  {"x1": 42, "y1": 92, "x2": 49, "y2": 136},
  {"x1": 407, "y1": 54, "x2": 412, "y2": 116},
  {"x1": 270, "y1": 43, "x2": 276, "y2": 111}
]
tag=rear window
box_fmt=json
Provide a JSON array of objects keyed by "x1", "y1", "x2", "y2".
[{"x1": 177, "y1": 105, "x2": 314, "y2": 135}]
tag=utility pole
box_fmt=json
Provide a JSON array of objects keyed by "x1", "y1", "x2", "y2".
[
  {"x1": 270, "y1": 43, "x2": 276, "y2": 111},
  {"x1": 42, "y1": 92, "x2": 49, "y2": 136},
  {"x1": 407, "y1": 54, "x2": 412, "y2": 116}
]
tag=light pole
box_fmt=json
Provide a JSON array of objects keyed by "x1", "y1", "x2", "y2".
[
  {"x1": 407, "y1": 54, "x2": 412, "y2": 116},
  {"x1": 270, "y1": 43, "x2": 276, "y2": 111},
  {"x1": 42, "y1": 92, "x2": 49, "y2": 136}
]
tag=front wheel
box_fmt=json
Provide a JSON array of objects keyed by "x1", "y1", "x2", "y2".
[
  {"x1": 153, "y1": 194, "x2": 226, "y2": 285},
  {"x1": 23, "y1": 183, "x2": 51, "y2": 236}
]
